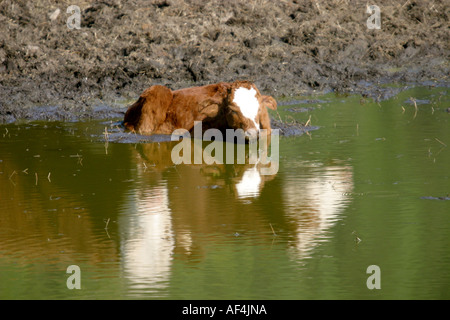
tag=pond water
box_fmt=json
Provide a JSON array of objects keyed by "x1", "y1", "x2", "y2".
[{"x1": 0, "y1": 86, "x2": 448, "y2": 299}]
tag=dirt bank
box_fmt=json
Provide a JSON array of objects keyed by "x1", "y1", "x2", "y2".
[{"x1": 0, "y1": 0, "x2": 448, "y2": 123}]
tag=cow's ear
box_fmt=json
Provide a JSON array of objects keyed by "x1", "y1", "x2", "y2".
[
  {"x1": 262, "y1": 95, "x2": 277, "y2": 110},
  {"x1": 259, "y1": 106, "x2": 272, "y2": 131},
  {"x1": 201, "y1": 104, "x2": 221, "y2": 118},
  {"x1": 199, "y1": 96, "x2": 223, "y2": 118}
]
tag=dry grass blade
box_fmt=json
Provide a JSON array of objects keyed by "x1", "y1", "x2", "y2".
[{"x1": 435, "y1": 138, "x2": 447, "y2": 147}]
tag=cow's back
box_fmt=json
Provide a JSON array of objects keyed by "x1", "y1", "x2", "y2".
[{"x1": 167, "y1": 82, "x2": 231, "y2": 132}]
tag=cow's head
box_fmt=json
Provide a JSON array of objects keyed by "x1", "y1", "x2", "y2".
[{"x1": 226, "y1": 81, "x2": 277, "y2": 139}]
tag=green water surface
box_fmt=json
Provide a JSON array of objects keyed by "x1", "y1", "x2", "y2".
[{"x1": 0, "y1": 86, "x2": 448, "y2": 299}]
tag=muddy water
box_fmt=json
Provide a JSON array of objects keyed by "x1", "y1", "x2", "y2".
[{"x1": 0, "y1": 86, "x2": 449, "y2": 299}]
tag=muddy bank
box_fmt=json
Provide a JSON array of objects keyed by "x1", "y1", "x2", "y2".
[{"x1": 0, "y1": 0, "x2": 449, "y2": 123}]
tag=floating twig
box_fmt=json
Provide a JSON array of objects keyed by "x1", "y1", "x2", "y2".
[
  {"x1": 352, "y1": 231, "x2": 362, "y2": 243},
  {"x1": 410, "y1": 97, "x2": 418, "y2": 119},
  {"x1": 9, "y1": 170, "x2": 16, "y2": 180},
  {"x1": 435, "y1": 138, "x2": 447, "y2": 147},
  {"x1": 104, "y1": 218, "x2": 111, "y2": 239},
  {"x1": 103, "y1": 127, "x2": 109, "y2": 141},
  {"x1": 305, "y1": 115, "x2": 311, "y2": 127},
  {"x1": 269, "y1": 223, "x2": 277, "y2": 236}
]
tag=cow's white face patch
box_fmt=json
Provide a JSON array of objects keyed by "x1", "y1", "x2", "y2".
[{"x1": 233, "y1": 87, "x2": 259, "y2": 129}]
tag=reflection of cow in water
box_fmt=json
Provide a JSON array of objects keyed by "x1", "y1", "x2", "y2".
[
  {"x1": 120, "y1": 141, "x2": 276, "y2": 288},
  {"x1": 120, "y1": 141, "x2": 353, "y2": 288}
]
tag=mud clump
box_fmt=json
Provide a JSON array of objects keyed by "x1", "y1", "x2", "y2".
[
  {"x1": 271, "y1": 118, "x2": 318, "y2": 137},
  {"x1": 0, "y1": 0, "x2": 449, "y2": 123}
]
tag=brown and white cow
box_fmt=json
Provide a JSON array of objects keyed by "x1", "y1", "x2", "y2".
[{"x1": 123, "y1": 80, "x2": 277, "y2": 138}]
